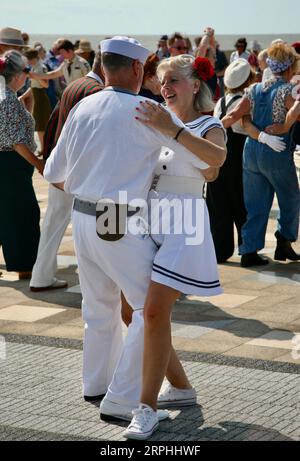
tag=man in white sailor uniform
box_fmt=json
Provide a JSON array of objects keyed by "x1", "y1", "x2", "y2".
[{"x1": 43, "y1": 36, "x2": 210, "y2": 427}]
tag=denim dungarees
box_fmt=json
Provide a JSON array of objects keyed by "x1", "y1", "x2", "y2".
[{"x1": 240, "y1": 79, "x2": 300, "y2": 255}]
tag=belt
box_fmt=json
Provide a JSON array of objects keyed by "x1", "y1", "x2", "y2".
[
  {"x1": 73, "y1": 198, "x2": 140, "y2": 217},
  {"x1": 151, "y1": 175, "x2": 205, "y2": 197},
  {"x1": 73, "y1": 198, "x2": 97, "y2": 215},
  {"x1": 73, "y1": 198, "x2": 141, "y2": 242}
]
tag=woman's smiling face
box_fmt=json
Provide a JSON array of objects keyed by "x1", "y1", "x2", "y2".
[{"x1": 160, "y1": 69, "x2": 199, "y2": 116}]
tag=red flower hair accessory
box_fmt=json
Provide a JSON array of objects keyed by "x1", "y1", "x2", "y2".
[
  {"x1": 193, "y1": 57, "x2": 214, "y2": 81},
  {"x1": 0, "y1": 58, "x2": 6, "y2": 73}
]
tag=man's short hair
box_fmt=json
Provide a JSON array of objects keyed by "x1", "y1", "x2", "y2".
[
  {"x1": 23, "y1": 48, "x2": 39, "y2": 60},
  {"x1": 235, "y1": 37, "x2": 247, "y2": 50},
  {"x1": 168, "y1": 33, "x2": 184, "y2": 48},
  {"x1": 57, "y1": 39, "x2": 74, "y2": 52},
  {"x1": 102, "y1": 52, "x2": 134, "y2": 72}
]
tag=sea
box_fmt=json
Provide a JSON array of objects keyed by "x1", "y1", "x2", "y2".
[{"x1": 30, "y1": 33, "x2": 300, "y2": 53}]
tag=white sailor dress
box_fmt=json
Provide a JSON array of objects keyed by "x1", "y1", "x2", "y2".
[{"x1": 148, "y1": 115, "x2": 225, "y2": 296}]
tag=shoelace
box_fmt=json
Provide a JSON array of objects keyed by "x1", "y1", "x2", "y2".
[
  {"x1": 160, "y1": 386, "x2": 174, "y2": 398},
  {"x1": 129, "y1": 407, "x2": 153, "y2": 430}
]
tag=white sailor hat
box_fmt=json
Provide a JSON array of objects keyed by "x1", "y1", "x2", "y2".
[
  {"x1": 224, "y1": 58, "x2": 251, "y2": 90},
  {"x1": 100, "y1": 36, "x2": 150, "y2": 64}
]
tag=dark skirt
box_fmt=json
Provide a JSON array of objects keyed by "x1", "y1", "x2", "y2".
[
  {"x1": 0, "y1": 151, "x2": 40, "y2": 271},
  {"x1": 32, "y1": 87, "x2": 52, "y2": 131},
  {"x1": 206, "y1": 129, "x2": 247, "y2": 262}
]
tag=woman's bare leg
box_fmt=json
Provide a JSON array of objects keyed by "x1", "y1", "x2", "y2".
[
  {"x1": 166, "y1": 346, "x2": 193, "y2": 389},
  {"x1": 140, "y1": 281, "x2": 183, "y2": 409},
  {"x1": 121, "y1": 289, "x2": 192, "y2": 396}
]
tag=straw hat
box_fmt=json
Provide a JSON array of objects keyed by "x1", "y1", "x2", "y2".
[
  {"x1": 76, "y1": 40, "x2": 92, "y2": 53},
  {"x1": 0, "y1": 27, "x2": 28, "y2": 47},
  {"x1": 224, "y1": 58, "x2": 251, "y2": 89}
]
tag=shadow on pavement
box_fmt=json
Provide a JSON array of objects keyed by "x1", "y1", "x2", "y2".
[
  {"x1": 152, "y1": 406, "x2": 293, "y2": 441},
  {"x1": 0, "y1": 264, "x2": 81, "y2": 310}
]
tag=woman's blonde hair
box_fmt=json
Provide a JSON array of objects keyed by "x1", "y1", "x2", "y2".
[
  {"x1": 267, "y1": 43, "x2": 299, "y2": 74},
  {"x1": 157, "y1": 54, "x2": 215, "y2": 113},
  {"x1": 258, "y1": 49, "x2": 268, "y2": 64}
]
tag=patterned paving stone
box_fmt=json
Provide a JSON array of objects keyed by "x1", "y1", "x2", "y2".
[{"x1": 0, "y1": 341, "x2": 299, "y2": 441}]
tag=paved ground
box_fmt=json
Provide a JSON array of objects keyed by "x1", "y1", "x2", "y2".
[{"x1": 0, "y1": 159, "x2": 299, "y2": 441}]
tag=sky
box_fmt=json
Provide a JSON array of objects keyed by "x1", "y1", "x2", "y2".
[{"x1": 2, "y1": 0, "x2": 300, "y2": 35}]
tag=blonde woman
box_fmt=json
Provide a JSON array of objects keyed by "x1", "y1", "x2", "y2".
[
  {"x1": 124, "y1": 55, "x2": 227, "y2": 440},
  {"x1": 222, "y1": 43, "x2": 300, "y2": 266}
]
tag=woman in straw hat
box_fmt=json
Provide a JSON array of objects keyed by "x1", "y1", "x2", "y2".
[
  {"x1": 75, "y1": 39, "x2": 95, "y2": 67},
  {"x1": 222, "y1": 43, "x2": 300, "y2": 266},
  {"x1": 0, "y1": 51, "x2": 43, "y2": 279},
  {"x1": 0, "y1": 27, "x2": 29, "y2": 55}
]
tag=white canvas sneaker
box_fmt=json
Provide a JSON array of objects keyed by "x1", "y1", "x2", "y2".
[
  {"x1": 100, "y1": 398, "x2": 169, "y2": 422},
  {"x1": 157, "y1": 384, "x2": 197, "y2": 408},
  {"x1": 124, "y1": 404, "x2": 159, "y2": 440}
]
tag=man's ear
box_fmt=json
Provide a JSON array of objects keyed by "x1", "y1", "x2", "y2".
[{"x1": 132, "y1": 59, "x2": 141, "y2": 76}]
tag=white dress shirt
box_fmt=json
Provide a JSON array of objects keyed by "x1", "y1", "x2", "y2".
[{"x1": 230, "y1": 51, "x2": 250, "y2": 63}]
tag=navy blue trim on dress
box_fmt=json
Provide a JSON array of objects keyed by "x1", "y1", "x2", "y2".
[
  {"x1": 201, "y1": 124, "x2": 224, "y2": 136},
  {"x1": 153, "y1": 263, "x2": 220, "y2": 288},
  {"x1": 185, "y1": 116, "x2": 211, "y2": 129},
  {"x1": 153, "y1": 267, "x2": 221, "y2": 289}
]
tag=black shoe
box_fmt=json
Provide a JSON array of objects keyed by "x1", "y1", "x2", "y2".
[
  {"x1": 241, "y1": 252, "x2": 269, "y2": 267},
  {"x1": 84, "y1": 394, "x2": 105, "y2": 402},
  {"x1": 274, "y1": 231, "x2": 300, "y2": 261}
]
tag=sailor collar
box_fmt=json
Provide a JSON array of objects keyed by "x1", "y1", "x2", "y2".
[{"x1": 103, "y1": 86, "x2": 138, "y2": 96}]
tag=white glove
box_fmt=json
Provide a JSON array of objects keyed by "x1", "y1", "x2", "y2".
[{"x1": 258, "y1": 131, "x2": 286, "y2": 153}]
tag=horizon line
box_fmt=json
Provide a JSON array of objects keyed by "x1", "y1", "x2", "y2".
[{"x1": 28, "y1": 31, "x2": 300, "y2": 36}]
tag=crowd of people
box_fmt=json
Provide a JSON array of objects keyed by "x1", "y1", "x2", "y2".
[{"x1": 0, "y1": 26, "x2": 299, "y2": 440}]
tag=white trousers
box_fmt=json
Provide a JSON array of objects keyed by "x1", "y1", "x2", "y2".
[
  {"x1": 30, "y1": 184, "x2": 73, "y2": 287},
  {"x1": 105, "y1": 309, "x2": 144, "y2": 406},
  {"x1": 72, "y1": 210, "x2": 157, "y2": 403}
]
